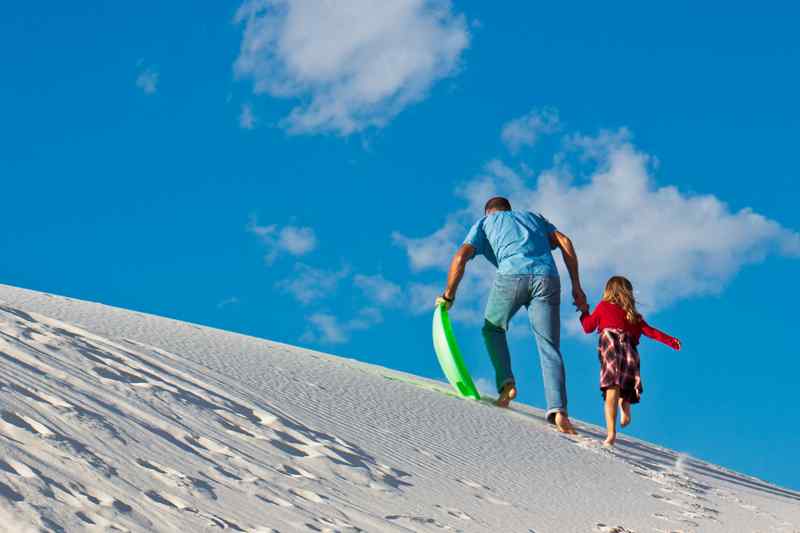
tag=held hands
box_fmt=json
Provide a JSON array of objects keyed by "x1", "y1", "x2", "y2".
[{"x1": 572, "y1": 286, "x2": 589, "y2": 314}]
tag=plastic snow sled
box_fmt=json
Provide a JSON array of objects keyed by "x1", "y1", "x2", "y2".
[{"x1": 432, "y1": 303, "x2": 480, "y2": 400}]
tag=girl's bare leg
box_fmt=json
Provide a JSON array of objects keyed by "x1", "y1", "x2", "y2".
[
  {"x1": 619, "y1": 398, "x2": 632, "y2": 427},
  {"x1": 603, "y1": 387, "x2": 620, "y2": 446}
]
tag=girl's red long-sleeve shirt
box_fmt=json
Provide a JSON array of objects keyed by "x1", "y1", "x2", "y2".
[{"x1": 580, "y1": 300, "x2": 678, "y2": 349}]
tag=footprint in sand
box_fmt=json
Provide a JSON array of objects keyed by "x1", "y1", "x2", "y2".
[
  {"x1": 82, "y1": 490, "x2": 133, "y2": 514},
  {"x1": 2, "y1": 459, "x2": 37, "y2": 479},
  {"x1": 278, "y1": 464, "x2": 317, "y2": 480},
  {"x1": 594, "y1": 524, "x2": 636, "y2": 533},
  {"x1": 0, "y1": 410, "x2": 116, "y2": 476},
  {"x1": 312, "y1": 515, "x2": 360, "y2": 531},
  {"x1": 270, "y1": 439, "x2": 311, "y2": 458},
  {"x1": 0, "y1": 409, "x2": 55, "y2": 437},
  {"x1": 456, "y1": 478, "x2": 490, "y2": 491},
  {"x1": 477, "y1": 494, "x2": 511, "y2": 506},
  {"x1": 650, "y1": 493, "x2": 684, "y2": 507},
  {"x1": 203, "y1": 512, "x2": 248, "y2": 531},
  {"x1": 215, "y1": 413, "x2": 261, "y2": 439},
  {"x1": 256, "y1": 493, "x2": 294, "y2": 508},
  {"x1": 413, "y1": 446, "x2": 443, "y2": 461},
  {"x1": 74, "y1": 509, "x2": 132, "y2": 532},
  {"x1": 0, "y1": 479, "x2": 24, "y2": 502},
  {"x1": 628, "y1": 461, "x2": 722, "y2": 528},
  {"x1": 7, "y1": 383, "x2": 73, "y2": 410},
  {"x1": 290, "y1": 488, "x2": 327, "y2": 504},
  {"x1": 457, "y1": 478, "x2": 512, "y2": 506},
  {"x1": 3, "y1": 370, "x2": 119, "y2": 446},
  {"x1": 433, "y1": 503, "x2": 472, "y2": 520},
  {"x1": 385, "y1": 514, "x2": 454, "y2": 530},
  {"x1": 145, "y1": 490, "x2": 196, "y2": 512},
  {"x1": 568, "y1": 434, "x2": 613, "y2": 455},
  {"x1": 136, "y1": 458, "x2": 217, "y2": 500},
  {"x1": 183, "y1": 434, "x2": 236, "y2": 458}
]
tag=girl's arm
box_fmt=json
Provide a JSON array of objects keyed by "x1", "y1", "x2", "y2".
[
  {"x1": 579, "y1": 303, "x2": 602, "y2": 333},
  {"x1": 641, "y1": 320, "x2": 681, "y2": 350}
]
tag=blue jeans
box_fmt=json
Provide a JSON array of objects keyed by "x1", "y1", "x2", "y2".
[{"x1": 482, "y1": 274, "x2": 567, "y2": 421}]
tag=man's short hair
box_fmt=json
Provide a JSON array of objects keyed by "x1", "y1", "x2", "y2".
[{"x1": 484, "y1": 196, "x2": 512, "y2": 213}]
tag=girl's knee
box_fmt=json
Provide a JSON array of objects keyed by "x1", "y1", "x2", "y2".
[{"x1": 603, "y1": 386, "x2": 620, "y2": 401}]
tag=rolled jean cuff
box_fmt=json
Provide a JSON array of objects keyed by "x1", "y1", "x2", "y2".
[
  {"x1": 498, "y1": 377, "x2": 515, "y2": 394},
  {"x1": 546, "y1": 408, "x2": 566, "y2": 424}
]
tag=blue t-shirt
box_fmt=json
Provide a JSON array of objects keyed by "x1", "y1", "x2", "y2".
[{"x1": 463, "y1": 211, "x2": 559, "y2": 277}]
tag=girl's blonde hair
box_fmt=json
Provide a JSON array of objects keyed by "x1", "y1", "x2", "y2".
[{"x1": 602, "y1": 276, "x2": 641, "y2": 324}]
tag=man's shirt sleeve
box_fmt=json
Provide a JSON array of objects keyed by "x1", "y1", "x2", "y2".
[
  {"x1": 542, "y1": 215, "x2": 557, "y2": 234},
  {"x1": 463, "y1": 218, "x2": 498, "y2": 267},
  {"x1": 539, "y1": 214, "x2": 558, "y2": 250}
]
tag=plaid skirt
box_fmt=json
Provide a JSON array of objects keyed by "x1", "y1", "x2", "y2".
[{"x1": 598, "y1": 328, "x2": 643, "y2": 404}]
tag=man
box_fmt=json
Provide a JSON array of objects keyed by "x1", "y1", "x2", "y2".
[{"x1": 436, "y1": 197, "x2": 587, "y2": 434}]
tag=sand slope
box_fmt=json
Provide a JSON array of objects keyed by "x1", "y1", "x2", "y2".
[{"x1": 0, "y1": 284, "x2": 797, "y2": 533}]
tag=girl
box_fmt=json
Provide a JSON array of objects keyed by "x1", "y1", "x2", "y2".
[{"x1": 580, "y1": 276, "x2": 681, "y2": 446}]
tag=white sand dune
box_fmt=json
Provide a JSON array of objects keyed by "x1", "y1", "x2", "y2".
[{"x1": 0, "y1": 284, "x2": 797, "y2": 533}]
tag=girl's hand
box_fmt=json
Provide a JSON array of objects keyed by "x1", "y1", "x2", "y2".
[{"x1": 670, "y1": 338, "x2": 682, "y2": 351}]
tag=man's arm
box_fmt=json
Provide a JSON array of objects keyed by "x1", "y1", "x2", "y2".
[
  {"x1": 549, "y1": 230, "x2": 587, "y2": 312},
  {"x1": 442, "y1": 243, "x2": 476, "y2": 302}
]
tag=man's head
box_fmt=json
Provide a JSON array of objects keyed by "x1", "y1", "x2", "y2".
[{"x1": 484, "y1": 196, "x2": 512, "y2": 215}]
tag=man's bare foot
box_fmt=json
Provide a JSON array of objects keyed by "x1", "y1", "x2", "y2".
[
  {"x1": 495, "y1": 383, "x2": 517, "y2": 408},
  {"x1": 603, "y1": 433, "x2": 616, "y2": 447},
  {"x1": 554, "y1": 412, "x2": 578, "y2": 435},
  {"x1": 619, "y1": 400, "x2": 631, "y2": 427}
]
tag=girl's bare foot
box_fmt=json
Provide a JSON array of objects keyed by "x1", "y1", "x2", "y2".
[
  {"x1": 554, "y1": 412, "x2": 578, "y2": 435},
  {"x1": 619, "y1": 399, "x2": 631, "y2": 427},
  {"x1": 603, "y1": 433, "x2": 616, "y2": 447},
  {"x1": 495, "y1": 383, "x2": 517, "y2": 408}
]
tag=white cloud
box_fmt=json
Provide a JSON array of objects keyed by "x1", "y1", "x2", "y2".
[
  {"x1": 278, "y1": 264, "x2": 349, "y2": 305},
  {"x1": 217, "y1": 297, "x2": 240, "y2": 309},
  {"x1": 472, "y1": 377, "x2": 494, "y2": 396},
  {"x1": 302, "y1": 313, "x2": 347, "y2": 344},
  {"x1": 248, "y1": 216, "x2": 317, "y2": 263},
  {"x1": 501, "y1": 107, "x2": 560, "y2": 153},
  {"x1": 407, "y1": 282, "x2": 441, "y2": 313},
  {"x1": 136, "y1": 67, "x2": 159, "y2": 95},
  {"x1": 233, "y1": 0, "x2": 469, "y2": 135},
  {"x1": 353, "y1": 274, "x2": 474, "y2": 319},
  {"x1": 279, "y1": 225, "x2": 317, "y2": 255},
  {"x1": 392, "y1": 222, "x2": 463, "y2": 272},
  {"x1": 302, "y1": 307, "x2": 383, "y2": 344},
  {"x1": 407, "y1": 282, "x2": 462, "y2": 318},
  {"x1": 240, "y1": 103, "x2": 256, "y2": 129},
  {"x1": 354, "y1": 274, "x2": 402, "y2": 305},
  {"x1": 395, "y1": 125, "x2": 800, "y2": 321},
  {"x1": 347, "y1": 306, "x2": 383, "y2": 330}
]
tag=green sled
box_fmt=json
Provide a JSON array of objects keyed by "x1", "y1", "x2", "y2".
[{"x1": 432, "y1": 303, "x2": 481, "y2": 400}]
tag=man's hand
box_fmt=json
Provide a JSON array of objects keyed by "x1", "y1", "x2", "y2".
[
  {"x1": 669, "y1": 338, "x2": 682, "y2": 351},
  {"x1": 572, "y1": 286, "x2": 588, "y2": 314},
  {"x1": 435, "y1": 295, "x2": 454, "y2": 311}
]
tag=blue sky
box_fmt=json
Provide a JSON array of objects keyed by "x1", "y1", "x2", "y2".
[{"x1": 2, "y1": 2, "x2": 799, "y2": 490}]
